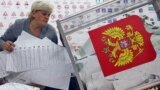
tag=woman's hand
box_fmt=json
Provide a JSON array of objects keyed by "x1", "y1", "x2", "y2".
[{"x1": 2, "y1": 40, "x2": 15, "y2": 52}]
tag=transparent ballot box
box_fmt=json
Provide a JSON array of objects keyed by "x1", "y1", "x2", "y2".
[{"x1": 57, "y1": 0, "x2": 160, "y2": 90}]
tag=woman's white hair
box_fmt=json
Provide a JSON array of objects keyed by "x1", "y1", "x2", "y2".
[
  {"x1": 29, "y1": 0, "x2": 53, "y2": 20},
  {"x1": 31, "y1": 0, "x2": 53, "y2": 13}
]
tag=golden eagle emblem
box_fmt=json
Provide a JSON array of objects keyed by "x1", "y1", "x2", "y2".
[{"x1": 101, "y1": 25, "x2": 144, "y2": 67}]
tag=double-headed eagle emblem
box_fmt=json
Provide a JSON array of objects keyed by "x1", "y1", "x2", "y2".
[{"x1": 101, "y1": 25, "x2": 144, "y2": 67}]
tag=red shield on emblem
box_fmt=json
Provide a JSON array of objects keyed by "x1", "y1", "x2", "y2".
[{"x1": 88, "y1": 15, "x2": 156, "y2": 77}]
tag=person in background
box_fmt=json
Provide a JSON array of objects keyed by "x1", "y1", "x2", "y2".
[
  {"x1": 0, "y1": 0, "x2": 57, "y2": 52},
  {"x1": 0, "y1": 0, "x2": 79, "y2": 90}
]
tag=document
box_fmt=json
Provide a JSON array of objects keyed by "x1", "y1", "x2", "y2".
[
  {"x1": 5, "y1": 63, "x2": 72, "y2": 90},
  {"x1": 0, "y1": 83, "x2": 40, "y2": 90},
  {"x1": 6, "y1": 31, "x2": 71, "y2": 72},
  {"x1": 3, "y1": 31, "x2": 73, "y2": 89},
  {"x1": 0, "y1": 51, "x2": 9, "y2": 78},
  {"x1": 19, "y1": 63, "x2": 72, "y2": 90}
]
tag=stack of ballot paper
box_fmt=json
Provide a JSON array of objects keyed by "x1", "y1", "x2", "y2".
[
  {"x1": 5, "y1": 31, "x2": 71, "y2": 72},
  {"x1": 0, "y1": 82, "x2": 40, "y2": 90},
  {"x1": 0, "y1": 31, "x2": 73, "y2": 90}
]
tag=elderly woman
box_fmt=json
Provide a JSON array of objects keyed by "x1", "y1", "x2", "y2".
[
  {"x1": 0, "y1": 0, "x2": 79, "y2": 90},
  {"x1": 0, "y1": 0, "x2": 57, "y2": 52}
]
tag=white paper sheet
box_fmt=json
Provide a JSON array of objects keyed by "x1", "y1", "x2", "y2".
[
  {"x1": 0, "y1": 51, "x2": 9, "y2": 78},
  {"x1": 0, "y1": 83, "x2": 40, "y2": 90},
  {"x1": 25, "y1": 64, "x2": 72, "y2": 90},
  {"x1": 3, "y1": 31, "x2": 72, "y2": 90},
  {"x1": 6, "y1": 63, "x2": 72, "y2": 90},
  {"x1": 6, "y1": 31, "x2": 70, "y2": 72}
]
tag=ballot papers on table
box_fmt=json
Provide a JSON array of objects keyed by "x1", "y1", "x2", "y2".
[
  {"x1": 2, "y1": 31, "x2": 71, "y2": 72},
  {"x1": 0, "y1": 82, "x2": 40, "y2": 90}
]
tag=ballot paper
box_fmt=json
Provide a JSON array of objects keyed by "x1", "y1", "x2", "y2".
[
  {"x1": 0, "y1": 82, "x2": 40, "y2": 90},
  {"x1": 5, "y1": 31, "x2": 71, "y2": 72},
  {"x1": 0, "y1": 31, "x2": 72, "y2": 90},
  {"x1": 144, "y1": 35, "x2": 160, "y2": 76},
  {"x1": 5, "y1": 63, "x2": 72, "y2": 90},
  {"x1": 0, "y1": 51, "x2": 9, "y2": 78},
  {"x1": 19, "y1": 64, "x2": 72, "y2": 90},
  {"x1": 5, "y1": 64, "x2": 72, "y2": 90},
  {"x1": 112, "y1": 68, "x2": 151, "y2": 90},
  {"x1": 110, "y1": 56, "x2": 160, "y2": 90}
]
